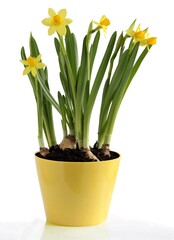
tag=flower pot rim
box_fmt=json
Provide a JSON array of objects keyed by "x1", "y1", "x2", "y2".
[{"x1": 35, "y1": 151, "x2": 121, "y2": 164}]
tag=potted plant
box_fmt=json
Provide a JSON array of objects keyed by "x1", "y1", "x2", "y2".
[{"x1": 20, "y1": 8, "x2": 156, "y2": 226}]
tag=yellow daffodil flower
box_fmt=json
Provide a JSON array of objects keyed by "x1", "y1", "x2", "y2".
[
  {"x1": 140, "y1": 29, "x2": 157, "y2": 46},
  {"x1": 126, "y1": 21, "x2": 157, "y2": 46},
  {"x1": 93, "y1": 15, "x2": 110, "y2": 33},
  {"x1": 42, "y1": 8, "x2": 72, "y2": 36},
  {"x1": 146, "y1": 37, "x2": 157, "y2": 45},
  {"x1": 20, "y1": 55, "x2": 46, "y2": 77},
  {"x1": 126, "y1": 24, "x2": 146, "y2": 43},
  {"x1": 140, "y1": 36, "x2": 157, "y2": 46}
]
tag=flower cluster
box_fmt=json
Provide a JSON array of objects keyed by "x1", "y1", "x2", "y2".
[
  {"x1": 20, "y1": 8, "x2": 156, "y2": 160},
  {"x1": 126, "y1": 20, "x2": 156, "y2": 46}
]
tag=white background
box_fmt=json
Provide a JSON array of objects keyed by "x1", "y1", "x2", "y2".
[{"x1": 0, "y1": 0, "x2": 174, "y2": 232}]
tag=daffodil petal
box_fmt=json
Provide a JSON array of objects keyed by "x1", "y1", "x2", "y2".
[
  {"x1": 42, "y1": 18, "x2": 52, "y2": 26},
  {"x1": 31, "y1": 67, "x2": 37, "y2": 77},
  {"x1": 35, "y1": 54, "x2": 42, "y2": 62},
  {"x1": 100, "y1": 15, "x2": 106, "y2": 22},
  {"x1": 126, "y1": 29, "x2": 135, "y2": 37},
  {"x1": 20, "y1": 60, "x2": 29, "y2": 65},
  {"x1": 102, "y1": 26, "x2": 107, "y2": 32},
  {"x1": 128, "y1": 19, "x2": 136, "y2": 30},
  {"x1": 23, "y1": 66, "x2": 31, "y2": 75},
  {"x1": 58, "y1": 9, "x2": 67, "y2": 18},
  {"x1": 48, "y1": 26, "x2": 56, "y2": 36},
  {"x1": 63, "y1": 18, "x2": 73, "y2": 25},
  {"x1": 136, "y1": 24, "x2": 141, "y2": 32},
  {"x1": 48, "y1": 8, "x2": 56, "y2": 17},
  {"x1": 37, "y1": 63, "x2": 46, "y2": 68},
  {"x1": 144, "y1": 28, "x2": 150, "y2": 38},
  {"x1": 56, "y1": 25, "x2": 66, "y2": 35},
  {"x1": 93, "y1": 20, "x2": 100, "y2": 25}
]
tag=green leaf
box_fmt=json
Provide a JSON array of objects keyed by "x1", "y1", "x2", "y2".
[
  {"x1": 89, "y1": 31, "x2": 100, "y2": 75},
  {"x1": 37, "y1": 71, "x2": 60, "y2": 113},
  {"x1": 63, "y1": 96, "x2": 75, "y2": 135},
  {"x1": 42, "y1": 67, "x2": 57, "y2": 147},
  {"x1": 102, "y1": 42, "x2": 140, "y2": 145},
  {"x1": 98, "y1": 49, "x2": 129, "y2": 132},
  {"x1": 124, "y1": 46, "x2": 149, "y2": 94},
  {"x1": 55, "y1": 37, "x2": 75, "y2": 114},
  {"x1": 75, "y1": 36, "x2": 88, "y2": 145},
  {"x1": 29, "y1": 33, "x2": 40, "y2": 57},
  {"x1": 87, "y1": 31, "x2": 117, "y2": 111},
  {"x1": 65, "y1": 27, "x2": 78, "y2": 80},
  {"x1": 82, "y1": 31, "x2": 117, "y2": 148}
]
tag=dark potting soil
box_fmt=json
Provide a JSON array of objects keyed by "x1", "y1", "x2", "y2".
[{"x1": 36, "y1": 145, "x2": 120, "y2": 162}]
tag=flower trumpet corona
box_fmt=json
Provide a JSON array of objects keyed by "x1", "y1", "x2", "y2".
[{"x1": 20, "y1": 8, "x2": 157, "y2": 160}]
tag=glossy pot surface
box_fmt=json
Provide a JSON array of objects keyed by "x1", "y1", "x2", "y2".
[{"x1": 35, "y1": 154, "x2": 120, "y2": 226}]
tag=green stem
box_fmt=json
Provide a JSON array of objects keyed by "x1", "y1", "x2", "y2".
[
  {"x1": 43, "y1": 103, "x2": 57, "y2": 147},
  {"x1": 58, "y1": 91, "x2": 68, "y2": 137},
  {"x1": 35, "y1": 76, "x2": 44, "y2": 148},
  {"x1": 42, "y1": 67, "x2": 57, "y2": 147},
  {"x1": 36, "y1": 72, "x2": 60, "y2": 113},
  {"x1": 43, "y1": 119, "x2": 52, "y2": 147}
]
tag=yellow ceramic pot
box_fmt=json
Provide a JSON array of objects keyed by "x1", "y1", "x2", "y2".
[{"x1": 35, "y1": 154, "x2": 120, "y2": 226}]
